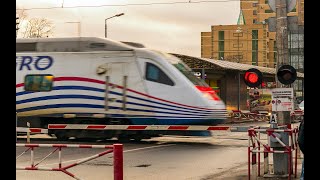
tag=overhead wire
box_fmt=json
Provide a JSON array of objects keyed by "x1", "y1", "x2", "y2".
[{"x1": 17, "y1": 0, "x2": 241, "y2": 11}]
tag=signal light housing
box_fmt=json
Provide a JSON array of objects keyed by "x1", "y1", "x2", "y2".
[
  {"x1": 243, "y1": 68, "x2": 263, "y2": 88},
  {"x1": 277, "y1": 65, "x2": 297, "y2": 85}
]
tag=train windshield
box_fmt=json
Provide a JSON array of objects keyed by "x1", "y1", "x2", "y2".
[{"x1": 164, "y1": 53, "x2": 209, "y2": 87}]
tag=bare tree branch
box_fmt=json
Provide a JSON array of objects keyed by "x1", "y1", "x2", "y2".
[
  {"x1": 16, "y1": 8, "x2": 28, "y2": 37},
  {"x1": 22, "y1": 18, "x2": 54, "y2": 38},
  {"x1": 17, "y1": 7, "x2": 54, "y2": 38}
]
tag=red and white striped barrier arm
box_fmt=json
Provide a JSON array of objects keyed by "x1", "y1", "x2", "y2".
[
  {"x1": 48, "y1": 124, "x2": 230, "y2": 131},
  {"x1": 251, "y1": 149, "x2": 289, "y2": 153},
  {"x1": 253, "y1": 128, "x2": 293, "y2": 133},
  {"x1": 16, "y1": 143, "x2": 113, "y2": 149},
  {"x1": 16, "y1": 127, "x2": 48, "y2": 134}
]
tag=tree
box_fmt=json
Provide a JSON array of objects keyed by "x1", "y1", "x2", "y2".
[
  {"x1": 22, "y1": 18, "x2": 54, "y2": 38},
  {"x1": 16, "y1": 8, "x2": 28, "y2": 37},
  {"x1": 16, "y1": 7, "x2": 54, "y2": 38}
]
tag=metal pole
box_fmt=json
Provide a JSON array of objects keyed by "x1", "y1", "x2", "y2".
[
  {"x1": 105, "y1": 19, "x2": 107, "y2": 38},
  {"x1": 114, "y1": 144, "x2": 123, "y2": 180},
  {"x1": 272, "y1": 0, "x2": 291, "y2": 176},
  {"x1": 201, "y1": 68, "x2": 205, "y2": 80},
  {"x1": 104, "y1": 13, "x2": 124, "y2": 39},
  {"x1": 237, "y1": 29, "x2": 240, "y2": 111},
  {"x1": 238, "y1": 72, "x2": 241, "y2": 111},
  {"x1": 27, "y1": 122, "x2": 30, "y2": 144},
  {"x1": 238, "y1": 34, "x2": 240, "y2": 63},
  {"x1": 16, "y1": 113, "x2": 18, "y2": 142}
]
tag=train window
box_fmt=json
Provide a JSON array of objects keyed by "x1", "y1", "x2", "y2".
[
  {"x1": 24, "y1": 74, "x2": 54, "y2": 92},
  {"x1": 145, "y1": 63, "x2": 174, "y2": 86}
]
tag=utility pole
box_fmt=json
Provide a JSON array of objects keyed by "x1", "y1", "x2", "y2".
[
  {"x1": 270, "y1": 0, "x2": 291, "y2": 177},
  {"x1": 275, "y1": 0, "x2": 290, "y2": 126}
]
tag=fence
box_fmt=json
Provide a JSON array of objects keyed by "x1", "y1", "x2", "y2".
[{"x1": 247, "y1": 127, "x2": 299, "y2": 180}]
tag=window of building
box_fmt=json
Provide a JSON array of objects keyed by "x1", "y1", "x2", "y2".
[
  {"x1": 252, "y1": 51, "x2": 258, "y2": 65},
  {"x1": 218, "y1": 31, "x2": 225, "y2": 60},
  {"x1": 24, "y1": 74, "x2": 54, "y2": 92},
  {"x1": 265, "y1": 0, "x2": 269, "y2": 4},
  {"x1": 218, "y1": 31, "x2": 224, "y2": 40},
  {"x1": 145, "y1": 62, "x2": 174, "y2": 86},
  {"x1": 252, "y1": 31, "x2": 258, "y2": 65},
  {"x1": 253, "y1": 19, "x2": 257, "y2": 24},
  {"x1": 218, "y1": 52, "x2": 224, "y2": 60},
  {"x1": 252, "y1": 30, "x2": 258, "y2": 40},
  {"x1": 253, "y1": 3, "x2": 258, "y2": 7},
  {"x1": 218, "y1": 41, "x2": 224, "y2": 51},
  {"x1": 265, "y1": 9, "x2": 273, "y2": 13},
  {"x1": 253, "y1": 10, "x2": 257, "y2": 15}
]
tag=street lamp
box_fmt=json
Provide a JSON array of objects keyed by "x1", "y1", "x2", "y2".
[
  {"x1": 65, "y1": 22, "x2": 81, "y2": 37},
  {"x1": 105, "y1": 13, "x2": 125, "y2": 38}
]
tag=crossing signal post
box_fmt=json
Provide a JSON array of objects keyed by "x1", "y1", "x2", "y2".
[
  {"x1": 271, "y1": 64, "x2": 297, "y2": 177},
  {"x1": 242, "y1": 65, "x2": 298, "y2": 177}
]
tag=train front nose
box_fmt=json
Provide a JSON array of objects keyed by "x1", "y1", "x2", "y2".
[{"x1": 195, "y1": 86, "x2": 227, "y2": 125}]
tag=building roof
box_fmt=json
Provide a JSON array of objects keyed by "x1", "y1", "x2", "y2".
[
  {"x1": 171, "y1": 54, "x2": 304, "y2": 78},
  {"x1": 237, "y1": 10, "x2": 246, "y2": 25}
]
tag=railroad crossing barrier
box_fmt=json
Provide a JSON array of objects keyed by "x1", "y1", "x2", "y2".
[
  {"x1": 47, "y1": 124, "x2": 231, "y2": 131},
  {"x1": 16, "y1": 127, "x2": 48, "y2": 134},
  {"x1": 230, "y1": 110, "x2": 270, "y2": 123},
  {"x1": 247, "y1": 127, "x2": 299, "y2": 180},
  {"x1": 16, "y1": 143, "x2": 123, "y2": 180},
  {"x1": 16, "y1": 124, "x2": 282, "y2": 135}
]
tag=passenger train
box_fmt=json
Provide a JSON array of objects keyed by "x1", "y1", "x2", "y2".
[{"x1": 16, "y1": 37, "x2": 227, "y2": 141}]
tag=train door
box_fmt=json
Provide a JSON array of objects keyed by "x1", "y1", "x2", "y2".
[{"x1": 105, "y1": 62, "x2": 128, "y2": 111}]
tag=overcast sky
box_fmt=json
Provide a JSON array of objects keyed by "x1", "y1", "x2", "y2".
[{"x1": 16, "y1": 0, "x2": 240, "y2": 57}]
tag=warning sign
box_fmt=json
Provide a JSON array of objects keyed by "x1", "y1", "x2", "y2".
[
  {"x1": 270, "y1": 113, "x2": 277, "y2": 124},
  {"x1": 271, "y1": 88, "x2": 293, "y2": 112}
]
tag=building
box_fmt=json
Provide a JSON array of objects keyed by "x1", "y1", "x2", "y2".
[
  {"x1": 201, "y1": 0, "x2": 304, "y2": 97},
  {"x1": 172, "y1": 54, "x2": 304, "y2": 111},
  {"x1": 201, "y1": 23, "x2": 271, "y2": 67}
]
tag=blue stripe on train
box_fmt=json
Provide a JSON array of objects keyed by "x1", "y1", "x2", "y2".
[
  {"x1": 16, "y1": 85, "x2": 224, "y2": 113},
  {"x1": 16, "y1": 94, "x2": 218, "y2": 115},
  {"x1": 16, "y1": 103, "x2": 226, "y2": 117}
]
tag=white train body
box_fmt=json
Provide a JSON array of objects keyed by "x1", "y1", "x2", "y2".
[{"x1": 16, "y1": 37, "x2": 227, "y2": 139}]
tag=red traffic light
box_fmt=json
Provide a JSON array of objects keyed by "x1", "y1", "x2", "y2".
[
  {"x1": 243, "y1": 68, "x2": 263, "y2": 88},
  {"x1": 245, "y1": 72, "x2": 259, "y2": 84}
]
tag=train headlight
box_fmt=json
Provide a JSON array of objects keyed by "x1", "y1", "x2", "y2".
[{"x1": 195, "y1": 86, "x2": 221, "y2": 101}]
